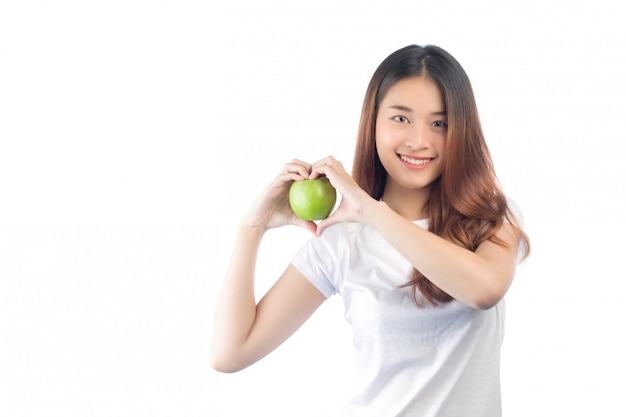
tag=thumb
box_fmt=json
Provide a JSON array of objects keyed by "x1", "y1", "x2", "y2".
[
  {"x1": 315, "y1": 214, "x2": 341, "y2": 237},
  {"x1": 292, "y1": 218, "x2": 318, "y2": 235}
]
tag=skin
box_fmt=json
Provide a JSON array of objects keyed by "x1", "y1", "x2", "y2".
[
  {"x1": 374, "y1": 76, "x2": 447, "y2": 221},
  {"x1": 210, "y1": 76, "x2": 520, "y2": 373}
]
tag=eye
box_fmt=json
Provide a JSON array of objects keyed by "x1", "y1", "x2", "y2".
[
  {"x1": 433, "y1": 120, "x2": 448, "y2": 128},
  {"x1": 393, "y1": 115, "x2": 409, "y2": 123}
]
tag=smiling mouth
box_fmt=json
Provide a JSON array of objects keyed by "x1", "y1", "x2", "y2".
[{"x1": 399, "y1": 155, "x2": 433, "y2": 166}]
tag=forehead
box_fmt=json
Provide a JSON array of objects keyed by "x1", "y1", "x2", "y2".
[{"x1": 380, "y1": 76, "x2": 445, "y2": 110}]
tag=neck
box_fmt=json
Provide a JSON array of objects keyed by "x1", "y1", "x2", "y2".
[{"x1": 380, "y1": 182, "x2": 432, "y2": 221}]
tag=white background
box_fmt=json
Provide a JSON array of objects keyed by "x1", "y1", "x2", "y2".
[{"x1": 1, "y1": 1, "x2": 625, "y2": 416}]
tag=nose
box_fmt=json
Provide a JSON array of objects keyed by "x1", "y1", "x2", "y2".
[{"x1": 405, "y1": 122, "x2": 428, "y2": 149}]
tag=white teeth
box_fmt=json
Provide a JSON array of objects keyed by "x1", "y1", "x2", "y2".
[{"x1": 400, "y1": 155, "x2": 431, "y2": 165}]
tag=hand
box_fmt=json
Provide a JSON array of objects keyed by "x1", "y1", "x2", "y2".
[
  {"x1": 243, "y1": 159, "x2": 318, "y2": 234},
  {"x1": 309, "y1": 156, "x2": 374, "y2": 236}
]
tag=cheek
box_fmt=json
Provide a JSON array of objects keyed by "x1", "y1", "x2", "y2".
[
  {"x1": 374, "y1": 124, "x2": 393, "y2": 151},
  {"x1": 438, "y1": 136, "x2": 447, "y2": 157},
  {"x1": 374, "y1": 136, "x2": 392, "y2": 166},
  {"x1": 429, "y1": 130, "x2": 446, "y2": 156}
]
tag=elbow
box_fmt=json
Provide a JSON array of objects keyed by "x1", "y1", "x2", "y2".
[
  {"x1": 211, "y1": 361, "x2": 241, "y2": 374},
  {"x1": 210, "y1": 351, "x2": 233, "y2": 373},
  {"x1": 472, "y1": 294, "x2": 502, "y2": 310},
  {"x1": 210, "y1": 352, "x2": 246, "y2": 374},
  {"x1": 210, "y1": 345, "x2": 251, "y2": 374},
  {"x1": 466, "y1": 277, "x2": 510, "y2": 310},
  {"x1": 465, "y1": 293, "x2": 502, "y2": 310}
]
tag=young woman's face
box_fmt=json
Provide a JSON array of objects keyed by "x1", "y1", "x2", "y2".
[{"x1": 375, "y1": 76, "x2": 447, "y2": 196}]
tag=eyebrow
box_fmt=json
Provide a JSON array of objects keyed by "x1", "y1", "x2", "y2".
[
  {"x1": 389, "y1": 105, "x2": 413, "y2": 112},
  {"x1": 389, "y1": 105, "x2": 447, "y2": 116}
]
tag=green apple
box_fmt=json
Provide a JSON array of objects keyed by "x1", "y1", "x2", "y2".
[{"x1": 289, "y1": 177, "x2": 337, "y2": 221}]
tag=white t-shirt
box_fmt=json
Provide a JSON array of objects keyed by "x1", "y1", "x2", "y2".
[{"x1": 291, "y1": 218, "x2": 515, "y2": 417}]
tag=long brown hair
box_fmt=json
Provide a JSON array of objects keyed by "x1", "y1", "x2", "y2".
[{"x1": 352, "y1": 45, "x2": 530, "y2": 306}]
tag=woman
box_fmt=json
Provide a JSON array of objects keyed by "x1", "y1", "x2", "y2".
[{"x1": 211, "y1": 44, "x2": 530, "y2": 416}]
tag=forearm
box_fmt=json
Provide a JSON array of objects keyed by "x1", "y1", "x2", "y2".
[
  {"x1": 362, "y1": 200, "x2": 514, "y2": 309},
  {"x1": 210, "y1": 223, "x2": 265, "y2": 369}
]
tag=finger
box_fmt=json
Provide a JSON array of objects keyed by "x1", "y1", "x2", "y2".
[
  {"x1": 281, "y1": 159, "x2": 312, "y2": 178},
  {"x1": 309, "y1": 156, "x2": 345, "y2": 180},
  {"x1": 276, "y1": 171, "x2": 308, "y2": 183},
  {"x1": 315, "y1": 214, "x2": 339, "y2": 237},
  {"x1": 291, "y1": 217, "x2": 318, "y2": 235},
  {"x1": 309, "y1": 163, "x2": 335, "y2": 180}
]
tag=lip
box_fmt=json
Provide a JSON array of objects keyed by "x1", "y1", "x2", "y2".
[{"x1": 398, "y1": 154, "x2": 434, "y2": 170}]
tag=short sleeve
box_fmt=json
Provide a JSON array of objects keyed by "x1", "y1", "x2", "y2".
[
  {"x1": 290, "y1": 228, "x2": 341, "y2": 299},
  {"x1": 507, "y1": 197, "x2": 524, "y2": 227},
  {"x1": 507, "y1": 197, "x2": 528, "y2": 263}
]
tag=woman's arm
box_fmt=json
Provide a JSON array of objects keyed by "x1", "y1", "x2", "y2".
[
  {"x1": 312, "y1": 156, "x2": 520, "y2": 310},
  {"x1": 210, "y1": 225, "x2": 325, "y2": 372},
  {"x1": 210, "y1": 160, "x2": 326, "y2": 373},
  {"x1": 363, "y1": 200, "x2": 519, "y2": 309}
]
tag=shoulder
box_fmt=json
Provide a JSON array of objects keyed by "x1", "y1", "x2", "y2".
[
  {"x1": 506, "y1": 196, "x2": 524, "y2": 226},
  {"x1": 291, "y1": 222, "x2": 369, "y2": 299},
  {"x1": 504, "y1": 196, "x2": 529, "y2": 263}
]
